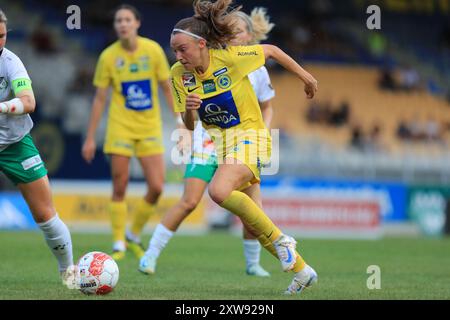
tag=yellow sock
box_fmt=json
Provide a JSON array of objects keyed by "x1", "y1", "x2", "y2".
[
  {"x1": 293, "y1": 253, "x2": 306, "y2": 272},
  {"x1": 220, "y1": 191, "x2": 282, "y2": 242},
  {"x1": 130, "y1": 198, "x2": 156, "y2": 236},
  {"x1": 109, "y1": 201, "x2": 127, "y2": 244},
  {"x1": 256, "y1": 233, "x2": 278, "y2": 258}
]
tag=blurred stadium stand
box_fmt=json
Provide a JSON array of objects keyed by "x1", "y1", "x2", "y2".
[{"x1": 1, "y1": 0, "x2": 448, "y2": 184}]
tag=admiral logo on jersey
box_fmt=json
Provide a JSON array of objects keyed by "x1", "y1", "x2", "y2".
[{"x1": 237, "y1": 51, "x2": 258, "y2": 56}]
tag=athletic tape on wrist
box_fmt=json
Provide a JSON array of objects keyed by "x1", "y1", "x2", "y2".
[{"x1": 2, "y1": 98, "x2": 25, "y2": 114}]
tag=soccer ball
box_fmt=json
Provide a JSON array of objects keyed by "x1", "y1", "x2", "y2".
[{"x1": 77, "y1": 251, "x2": 119, "y2": 295}]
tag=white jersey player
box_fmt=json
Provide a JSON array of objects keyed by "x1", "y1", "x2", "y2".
[{"x1": 0, "y1": 9, "x2": 75, "y2": 287}]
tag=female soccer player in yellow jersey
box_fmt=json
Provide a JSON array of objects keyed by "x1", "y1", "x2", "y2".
[
  {"x1": 82, "y1": 5, "x2": 177, "y2": 261},
  {"x1": 139, "y1": 7, "x2": 277, "y2": 278},
  {"x1": 167, "y1": 0, "x2": 318, "y2": 295}
]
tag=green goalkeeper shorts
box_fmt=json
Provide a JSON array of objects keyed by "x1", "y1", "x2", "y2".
[{"x1": 0, "y1": 134, "x2": 48, "y2": 185}]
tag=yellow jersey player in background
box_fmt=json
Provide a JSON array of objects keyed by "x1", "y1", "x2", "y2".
[
  {"x1": 168, "y1": 0, "x2": 318, "y2": 295},
  {"x1": 82, "y1": 4, "x2": 177, "y2": 261}
]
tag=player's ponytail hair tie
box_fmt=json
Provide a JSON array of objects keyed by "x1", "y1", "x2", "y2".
[{"x1": 172, "y1": 28, "x2": 206, "y2": 41}]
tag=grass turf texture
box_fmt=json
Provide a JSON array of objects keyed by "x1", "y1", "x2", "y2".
[{"x1": 1, "y1": 231, "x2": 450, "y2": 300}]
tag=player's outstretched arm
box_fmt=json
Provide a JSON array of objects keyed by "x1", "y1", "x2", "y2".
[
  {"x1": 262, "y1": 44, "x2": 318, "y2": 99},
  {"x1": 82, "y1": 87, "x2": 108, "y2": 163},
  {"x1": 0, "y1": 89, "x2": 36, "y2": 114}
]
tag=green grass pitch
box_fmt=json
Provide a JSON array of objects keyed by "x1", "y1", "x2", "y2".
[{"x1": 1, "y1": 231, "x2": 450, "y2": 300}]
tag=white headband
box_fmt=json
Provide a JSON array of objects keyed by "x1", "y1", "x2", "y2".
[{"x1": 172, "y1": 28, "x2": 206, "y2": 41}]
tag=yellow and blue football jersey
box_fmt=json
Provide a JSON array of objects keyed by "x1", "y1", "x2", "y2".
[
  {"x1": 171, "y1": 45, "x2": 271, "y2": 184},
  {"x1": 171, "y1": 45, "x2": 267, "y2": 132},
  {"x1": 94, "y1": 36, "x2": 170, "y2": 140}
]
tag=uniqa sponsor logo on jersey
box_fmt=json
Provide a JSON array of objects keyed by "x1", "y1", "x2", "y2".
[
  {"x1": 203, "y1": 103, "x2": 237, "y2": 125},
  {"x1": 127, "y1": 84, "x2": 151, "y2": 108}
]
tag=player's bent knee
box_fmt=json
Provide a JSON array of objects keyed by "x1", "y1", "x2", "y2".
[
  {"x1": 180, "y1": 197, "x2": 199, "y2": 213},
  {"x1": 112, "y1": 176, "x2": 128, "y2": 200},
  {"x1": 33, "y1": 206, "x2": 56, "y2": 224},
  {"x1": 208, "y1": 184, "x2": 231, "y2": 204},
  {"x1": 148, "y1": 183, "x2": 163, "y2": 198},
  {"x1": 112, "y1": 185, "x2": 127, "y2": 201},
  {"x1": 112, "y1": 169, "x2": 128, "y2": 182}
]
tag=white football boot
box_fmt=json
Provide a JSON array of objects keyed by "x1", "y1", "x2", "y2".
[
  {"x1": 284, "y1": 264, "x2": 318, "y2": 295},
  {"x1": 138, "y1": 254, "x2": 157, "y2": 275},
  {"x1": 273, "y1": 234, "x2": 298, "y2": 272},
  {"x1": 60, "y1": 265, "x2": 80, "y2": 290}
]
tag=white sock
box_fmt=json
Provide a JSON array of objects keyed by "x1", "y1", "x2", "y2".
[
  {"x1": 145, "y1": 223, "x2": 174, "y2": 259},
  {"x1": 243, "y1": 239, "x2": 261, "y2": 268},
  {"x1": 113, "y1": 240, "x2": 126, "y2": 252},
  {"x1": 38, "y1": 214, "x2": 73, "y2": 273},
  {"x1": 126, "y1": 230, "x2": 140, "y2": 244}
]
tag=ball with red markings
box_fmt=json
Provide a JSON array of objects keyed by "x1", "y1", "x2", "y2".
[{"x1": 77, "y1": 251, "x2": 119, "y2": 295}]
